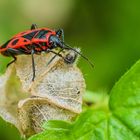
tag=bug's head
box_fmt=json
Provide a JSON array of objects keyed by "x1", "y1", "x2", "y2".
[
  {"x1": 49, "y1": 34, "x2": 94, "y2": 68},
  {"x1": 49, "y1": 35, "x2": 64, "y2": 49},
  {"x1": 50, "y1": 35, "x2": 94, "y2": 67}
]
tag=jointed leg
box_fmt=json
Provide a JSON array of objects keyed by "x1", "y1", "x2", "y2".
[
  {"x1": 47, "y1": 49, "x2": 71, "y2": 63},
  {"x1": 31, "y1": 49, "x2": 35, "y2": 81},
  {"x1": 31, "y1": 24, "x2": 38, "y2": 30},
  {"x1": 6, "y1": 48, "x2": 22, "y2": 67},
  {"x1": 46, "y1": 49, "x2": 64, "y2": 66},
  {"x1": 7, "y1": 55, "x2": 17, "y2": 67}
]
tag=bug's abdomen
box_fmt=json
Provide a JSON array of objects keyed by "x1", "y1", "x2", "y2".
[
  {"x1": 0, "y1": 36, "x2": 32, "y2": 56},
  {"x1": 1, "y1": 45, "x2": 32, "y2": 56}
]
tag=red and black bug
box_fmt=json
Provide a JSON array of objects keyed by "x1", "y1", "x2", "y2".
[{"x1": 0, "y1": 24, "x2": 93, "y2": 81}]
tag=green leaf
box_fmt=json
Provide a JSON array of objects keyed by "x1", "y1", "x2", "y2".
[
  {"x1": 29, "y1": 60, "x2": 140, "y2": 140},
  {"x1": 83, "y1": 90, "x2": 103, "y2": 103},
  {"x1": 42, "y1": 120, "x2": 72, "y2": 131},
  {"x1": 28, "y1": 129, "x2": 71, "y2": 140},
  {"x1": 109, "y1": 60, "x2": 140, "y2": 136},
  {"x1": 83, "y1": 90, "x2": 109, "y2": 110}
]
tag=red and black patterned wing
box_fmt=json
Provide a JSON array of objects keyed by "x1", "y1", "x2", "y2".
[{"x1": 0, "y1": 30, "x2": 40, "y2": 52}]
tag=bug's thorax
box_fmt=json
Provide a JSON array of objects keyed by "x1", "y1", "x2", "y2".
[{"x1": 30, "y1": 30, "x2": 58, "y2": 53}]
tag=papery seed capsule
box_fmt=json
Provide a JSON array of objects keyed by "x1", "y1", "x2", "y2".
[
  {"x1": 0, "y1": 49, "x2": 86, "y2": 137},
  {"x1": 18, "y1": 97, "x2": 77, "y2": 137},
  {"x1": 17, "y1": 50, "x2": 85, "y2": 137}
]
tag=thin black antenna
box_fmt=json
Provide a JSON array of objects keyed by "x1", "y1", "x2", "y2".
[{"x1": 63, "y1": 43, "x2": 94, "y2": 68}]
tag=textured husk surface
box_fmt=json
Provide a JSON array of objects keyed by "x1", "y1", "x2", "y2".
[{"x1": 0, "y1": 51, "x2": 85, "y2": 137}]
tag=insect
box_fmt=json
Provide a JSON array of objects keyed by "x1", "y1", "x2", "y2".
[{"x1": 0, "y1": 24, "x2": 93, "y2": 81}]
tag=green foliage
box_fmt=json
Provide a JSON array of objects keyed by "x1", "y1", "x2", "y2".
[
  {"x1": 0, "y1": 118, "x2": 21, "y2": 140},
  {"x1": 28, "y1": 60, "x2": 140, "y2": 140}
]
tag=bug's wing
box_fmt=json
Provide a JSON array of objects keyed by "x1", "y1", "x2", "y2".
[
  {"x1": 0, "y1": 30, "x2": 41, "y2": 53},
  {"x1": 12, "y1": 29, "x2": 39, "y2": 38},
  {"x1": 0, "y1": 37, "x2": 31, "y2": 52}
]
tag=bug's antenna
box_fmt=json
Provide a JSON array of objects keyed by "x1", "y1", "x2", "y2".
[{"x1": 63, "y1": 43, "x2": 94, "y2": 68}]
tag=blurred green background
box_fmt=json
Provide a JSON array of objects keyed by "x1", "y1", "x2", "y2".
[{"x1": 0, "y1": 0, "x2": 140, "y2": 139}]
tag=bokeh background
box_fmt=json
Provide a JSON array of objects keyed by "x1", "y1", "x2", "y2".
[{"x1": 0, "y1": 0, "x2": 140, "y2": 139}]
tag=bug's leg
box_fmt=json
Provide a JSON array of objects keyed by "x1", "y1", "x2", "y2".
[
  {"x1": 31, "y1": 49, "x2": 36, "y2": 81},
  {"x1": 47, "y1": 49, "x2": 71, "y2": 63},
  {"x1": 46, "y1": 49, "x2": 64, "y2": 66},
  {"x1": 7, "y1": 55, "x2": 17, "y2": 67},
  {"x1": 6, "y1": 48, "x2": 23, "y2": 67},
  {"x1": 56, "y1": 29, "x2": 64, "y2": 42},
  {"x1": 31, "y1": 24, "x2": 38, "y2": 30}
]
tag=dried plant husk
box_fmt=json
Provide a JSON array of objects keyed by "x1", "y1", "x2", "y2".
[
  {"x1": 18, "y1": 97, "x2": 77, "y2": 137},
  {"x1": 0, "y1": 50, "x2": 86, "y2": 137}
]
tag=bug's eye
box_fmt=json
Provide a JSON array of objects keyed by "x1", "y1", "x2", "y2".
[
  {"x1": 49, "y1": 41, "x2": 54, "y2": 46},
  {"x1": 49, "y1": 41, "x2": 57, "y2": 48}
]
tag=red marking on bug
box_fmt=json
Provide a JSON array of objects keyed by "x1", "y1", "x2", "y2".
[{"x1": 0, "y1": 24, "x2": 93, "y2": 81}]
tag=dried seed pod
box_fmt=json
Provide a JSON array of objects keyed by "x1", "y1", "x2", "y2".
[
  {"x1": 31, "y1": 59, "x2": 85, "y2": 113},
  {"x1": 15, "y1": 50, "x2": 85, "y2": 113},
  {"x1": 18, "y1": 97, "x2": 76, "y2": 137},
  {"x1": 0, "y1": 65, "x2": 29, "y2": 129},
  {"x1": 15, "y1": 53, "x2": 60, "y2": 91},
  {"x1": 0, "y1": 49, "x2": 86, "y2": 137}
]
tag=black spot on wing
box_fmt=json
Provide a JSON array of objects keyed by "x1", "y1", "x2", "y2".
[
  {"x1": 11, "y1": 39, "x2": 19, "y2": 45},
  {"x1": 23, "y1": 30, "x2": 38, "y2": 40},
  {"x1": 34, "y1": 30, "x2": 49, "y2": 39}
]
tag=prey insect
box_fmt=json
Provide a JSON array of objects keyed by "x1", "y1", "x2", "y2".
[{"x1": 0, "y1": 24, "x2": 93, "y2": 81}]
